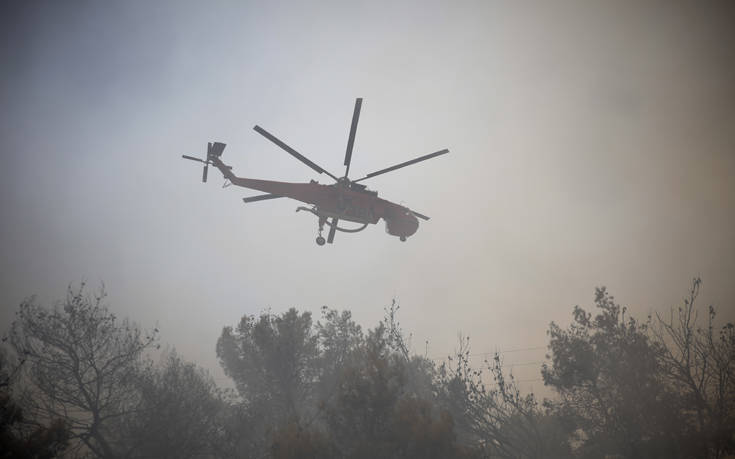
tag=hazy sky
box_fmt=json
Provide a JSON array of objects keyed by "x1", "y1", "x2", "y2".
[{"x1": 2, "y1": 0, "x2": 734, "y2": 389}]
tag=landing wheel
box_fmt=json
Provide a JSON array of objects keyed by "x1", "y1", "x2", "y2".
[
  {"x1": 400, "y1": 236, "x2": 406, "y2": 242},
  {"x1": 316, "y1": 236, "x2": 326, "y2": 246}
]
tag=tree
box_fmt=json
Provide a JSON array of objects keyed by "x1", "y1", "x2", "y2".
[
  {"x1": 436, "y1": 337, "x2": 570, "y2": 459},
  {"x1": 314, "y1": 306, "x2": 364, "y2": 404},
  {"x1": 542, "y1": 287, "x2": 685, "y2": 458},
  {"x1": 216, "y1": 308, "x2": 319, "y2": 422},
  {"x1": 0, "y1": 352, "x2": 68, "y2": 459},
  {"x1": 216, "y1": 307, "x2": 321, "y2": 457},
  {"x1": 321, "y1": 324, "x2": 409, "y2": 456},
  {"x1": 217, "y1": 304, "x2": 480, "y2": 458},
  {"x1": 9, "y1": 284, "x2": 158, "y2": 458},
  {"x1": 269, "y1": 420, "x2": 336, "y2": 459},
  {"x1": 119, "y1": 351, "x2": 231, "y2": 459},
  {"x1": 321, "y1": 323, "x2": 474, "y2": 458},
  {"x1": 651, "y1": 278, "x2": 735, "y2": 458}
]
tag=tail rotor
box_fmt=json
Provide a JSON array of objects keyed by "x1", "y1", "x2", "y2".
[{"x1": 182, "y1": 142, "x2": 227, "y2": 183}]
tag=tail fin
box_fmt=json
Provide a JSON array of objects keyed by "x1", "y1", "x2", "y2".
[{"x1": 208, "y1": 142, "x2": 226, "y2": 159}]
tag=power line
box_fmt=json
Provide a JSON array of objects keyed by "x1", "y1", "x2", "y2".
[
  {"x1": 506, "y1": 361, "x2": 545, "y2": 367},
  {"x1": 470, "y1": 346, "x2": 546, "y2": 357},
  {"x1": 429, "y1": 346, "x2": 547, "y2": 361}
]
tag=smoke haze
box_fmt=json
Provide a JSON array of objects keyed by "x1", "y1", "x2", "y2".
[{"x1": 2, "y1": 0, "x2": 734, "y2": 388}]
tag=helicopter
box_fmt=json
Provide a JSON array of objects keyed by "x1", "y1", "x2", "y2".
[{"x1": 182, "y1": 98, "x2": 449, "y2": 245}]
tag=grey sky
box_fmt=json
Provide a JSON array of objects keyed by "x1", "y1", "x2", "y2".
[{"x1": 2, "y1": 0, "x2": 734, "y2": 388}]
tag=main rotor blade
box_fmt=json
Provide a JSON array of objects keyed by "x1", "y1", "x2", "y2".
[
  {"x1": 343, "y1": 98, "x2": 362, "y2": 178},
  {"x1": 327, "y1": 217, "x2": 338, "y2": 243},
  {"x1": 242, "y1": 194, "x2": 284, "y2": 203},
  {"x1": 253, "y1": 125, "x2": 339, "y2": 181},
  {"x1": 411, "y1": 210, "x2": 430, "y2": 221},
  {"x1": 353, "y1": 148, "x2": 449, "y2": 183}
]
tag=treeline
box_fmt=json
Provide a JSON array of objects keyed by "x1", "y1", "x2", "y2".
[{"x1": 1, "y1": 279, "x2": 733, "y2": 458}]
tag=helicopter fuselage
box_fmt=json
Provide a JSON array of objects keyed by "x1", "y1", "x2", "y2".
[{"x1": 215, "y1": 161, "x2": 419, "y2": 239}]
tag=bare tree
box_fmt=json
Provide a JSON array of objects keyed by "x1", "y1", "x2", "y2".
[
  {"x1": 652, "y1": 278, "x2": 735, "y2": 458},
  {"x1": 438, "y1": 336, "x2": 570, "y2": 459},
  {"x1": 9, "y1": 284, "x2": 158, "y2": 458}
]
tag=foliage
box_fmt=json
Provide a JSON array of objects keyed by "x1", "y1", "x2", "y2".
[
  {"x1": 218, "y1": 304, "x2": 477, "y2": 458},
  {"x1": 9, "y1": 284, "x2": 159, "y2": 458},
  {"x1": 5, "y1": 280, "x2": 733, "y2": 458},
  {"x1": 6, "y1": 284, "x2": 238, "y2": 458},
  {"x1": 270, "y1": 421, "x2": 336, "y2": 459},
  {"x1": 542, "y1": 280, "x2": 735, "y2": 458},
  {"x1": 216, "y1": 307, "x2": 319, "y2": 422},
  {"x1": 119, "y1": 351, "x2": 231, "y2": 459},
  {"x1": 651, "y1": 278, "x2": 735, "y2": 458},
  {"x1": 437, "y1": 336, "x2": 571, "y2": 458},
  {"x1": 542, "y1": 287, "x2": 681, "y2": 457},
  {"x1": 314, "y1": 306, "x2": 364, "y2": 404},
  {"x1": 0, "y1": 353, "x2": 69, "y2": 459},
  {"x1": 322, "y1": 346, "x2": 466, "y2": 458}
]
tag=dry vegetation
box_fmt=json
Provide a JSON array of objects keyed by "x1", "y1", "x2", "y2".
[{"x1": 1, "y1": 279, "x2": 733, "y2": 458}]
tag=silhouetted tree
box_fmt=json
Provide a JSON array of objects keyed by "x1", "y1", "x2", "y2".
[
  {"x1": 651, "y1": 278, "x2": 735, "y2": 458},
  {"x1": 119, "y1": 351, "x2": 231, "y2": 459},
  {"x1": 270, "y1": 420, "x2": 336, "y2": 459},
  {"x1": 436, "y1": 336, "x2": 570, "y2": 458},
  {"x1": 0, "y1": 353, "x2": 68, "y2": 458},
  {"x1": 542, "y1": 287, "x2": 687, "y2": 458},
  {"x1": 217, "y1": 308, "x2": 319, "y2": 421},
  {"x1": 216, "y1": 307, "x2": 321, "y2": 457},
  {"x1": 9, "y1": 284, "x2": 158, "y2": 458},
  {"x1": 217, "y1": 304, "x2": 482, "y2": 458},
  {"x1": 314, "y1": 306, "x2": 365, "y2": 404},
  {"x1": 322, "y1": 324, "x2": 409, "y2": 456},
  {"x1": 19, "y1": 280, "x2": 728, "y2": 458},
  {"x1": 320, "y1": 322, "x2": 475, "y2": 458}
]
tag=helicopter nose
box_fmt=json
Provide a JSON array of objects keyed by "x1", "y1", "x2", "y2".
[{"x1": 384, "y1": 212, "x2": 419, "y2": 239}]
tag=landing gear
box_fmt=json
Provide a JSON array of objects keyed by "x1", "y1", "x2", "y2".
[
  {"x1": 400, "y1": 236, "x2": 406, "y2": 242},
  {"x1": 316, "y1": 216, "x2": 327, "y2": 246}
]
